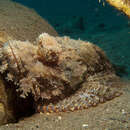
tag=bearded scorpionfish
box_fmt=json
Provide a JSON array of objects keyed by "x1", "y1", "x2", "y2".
[{"x1": 0, "y1": 33, "x2": 122, "y2": 113}]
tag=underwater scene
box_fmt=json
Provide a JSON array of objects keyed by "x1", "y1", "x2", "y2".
[{"x1": 0, "y1": 0, "x2": 130, "y2": 129}]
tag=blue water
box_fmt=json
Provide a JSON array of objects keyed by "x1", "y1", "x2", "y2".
[{"x1": 12, "y1": 0, "x2": 130, "y2": 79}]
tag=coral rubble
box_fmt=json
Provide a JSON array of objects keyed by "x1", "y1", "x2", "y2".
[{"x1": 0, "y1": 33, "x2": 122, "y2": 114}]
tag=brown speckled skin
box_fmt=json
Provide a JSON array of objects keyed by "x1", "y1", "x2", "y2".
[{"x1": 0, "y1": 33, "x2": 122, "y2": 113}]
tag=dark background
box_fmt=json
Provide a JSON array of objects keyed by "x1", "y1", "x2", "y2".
[
  {"x1": 12, "y1": 0, "x2": 106, "y2": 15},
  {"x1": 12, "y1": 0, "x2": 128, "y2": 35}
]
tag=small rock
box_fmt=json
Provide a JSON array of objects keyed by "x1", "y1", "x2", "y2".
[
  {"x1": 58, "y1": 116, "x2": 62, "y2": 120},
  {"x1": 121, "y1": 109, "x2": 127, "y2": 114},
  {"x1": 82, "y1": 124, "x2": 88, "y2": 128}
]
